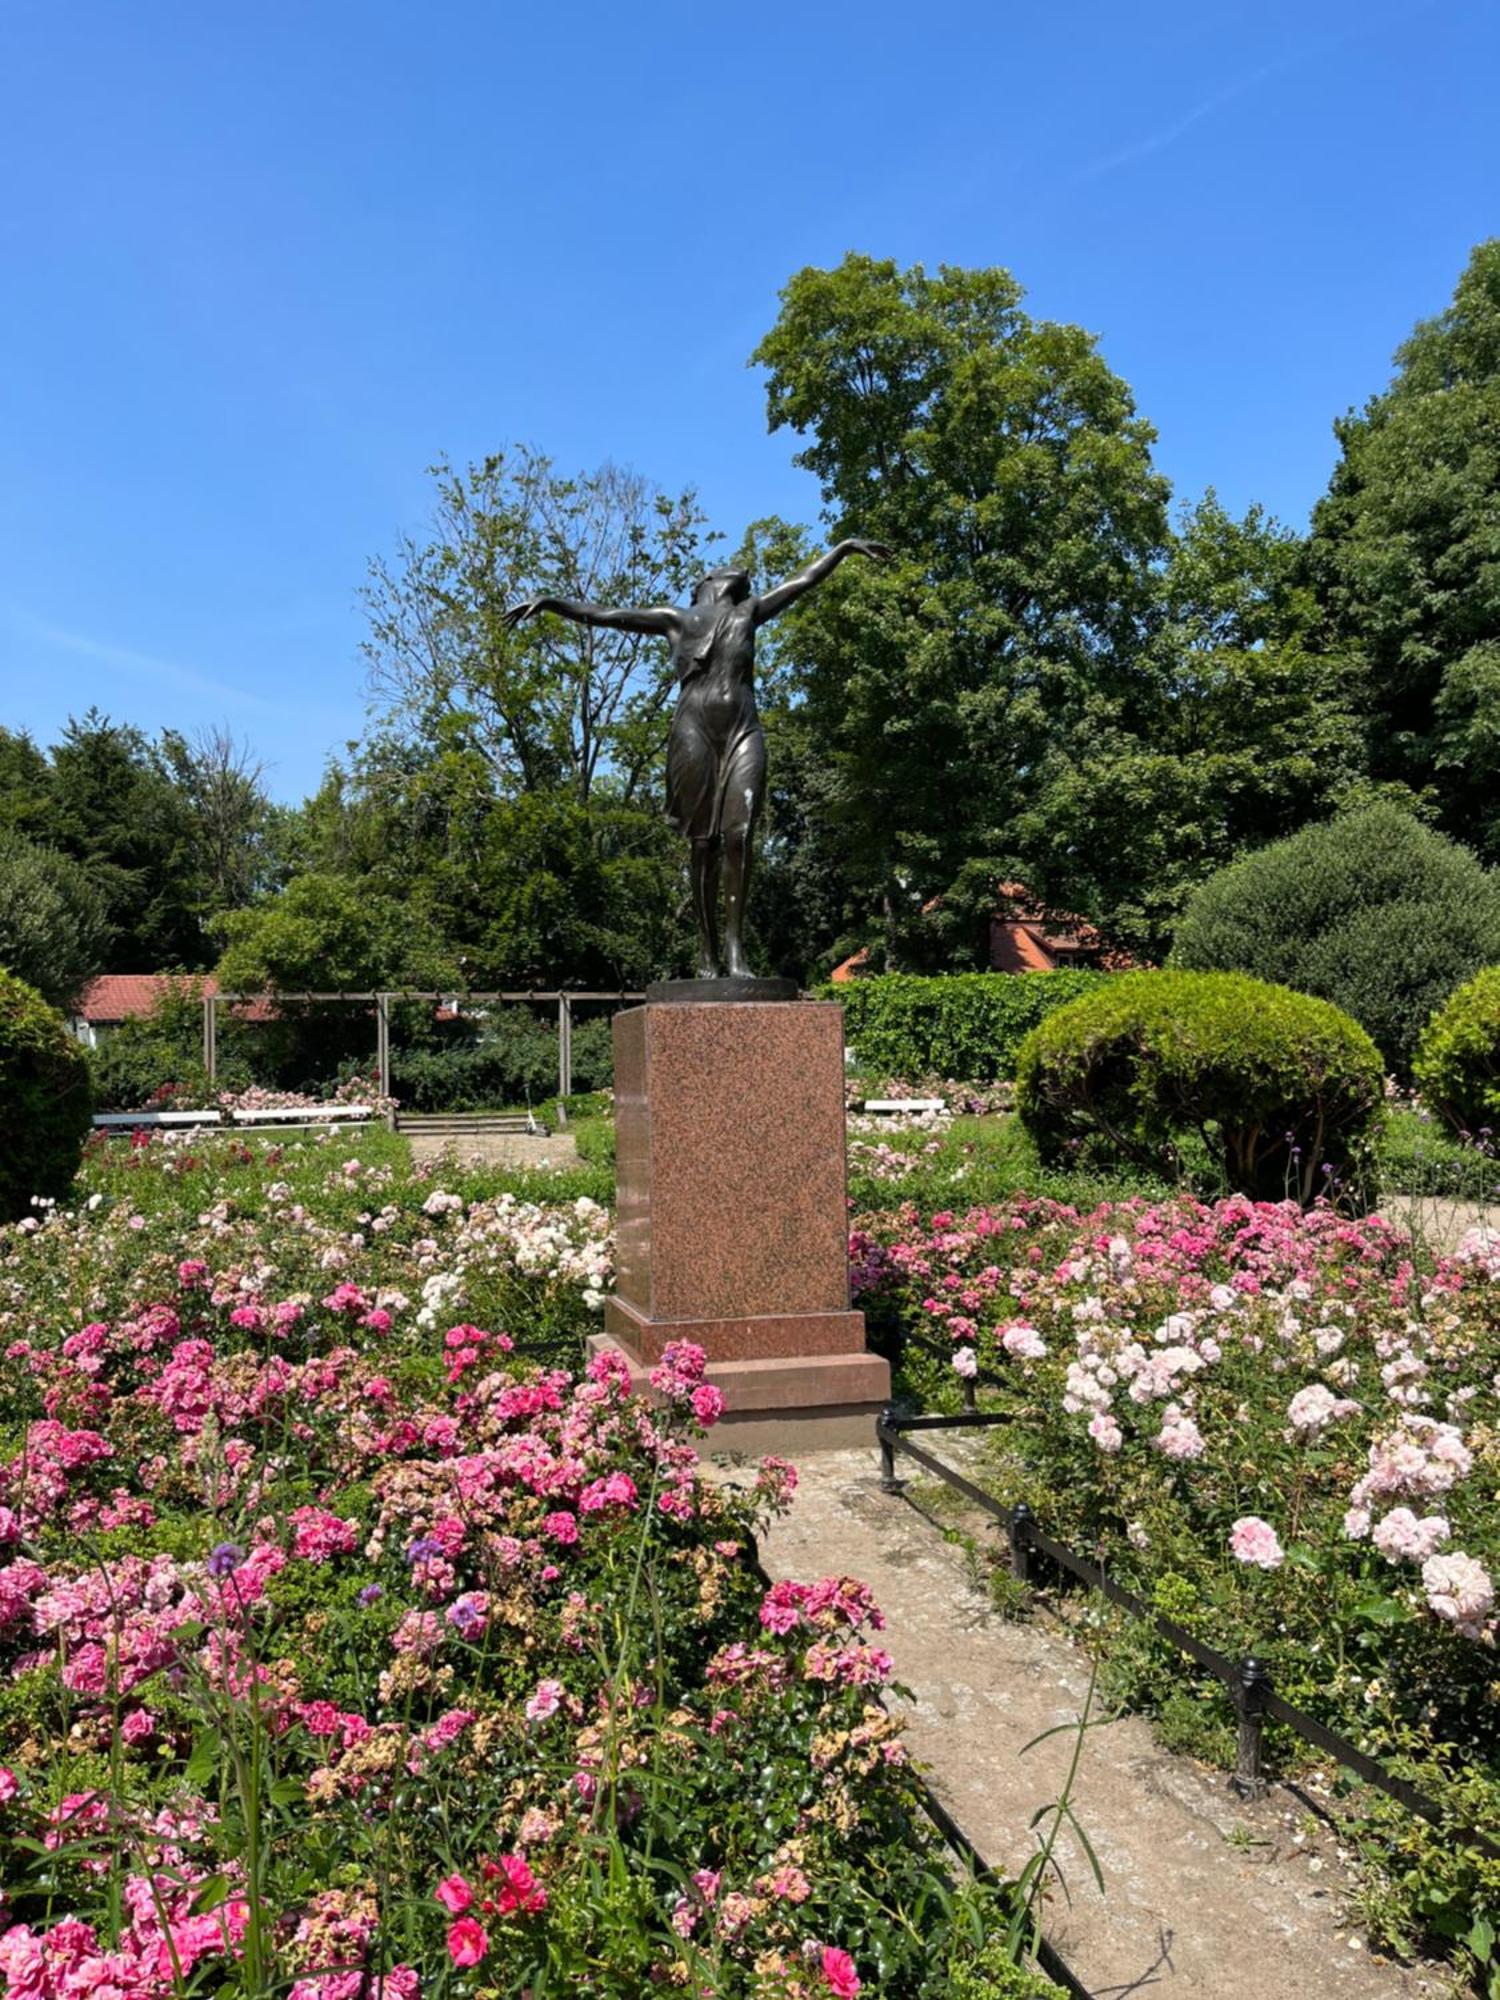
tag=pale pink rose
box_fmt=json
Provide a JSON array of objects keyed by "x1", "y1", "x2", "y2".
[{"x1": 1229, "y1": 1516, "x2": 1283, "y2": 1570}]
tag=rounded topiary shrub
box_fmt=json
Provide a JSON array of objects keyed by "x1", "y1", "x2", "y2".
[
  {"x1": 1014, "y1": 970, "x2": 1383, "y2": 1203},
  {"x1": 1413, "y1": 965, "x2": 1500, "y2": 1139},
  {"x1": 1169, "y1": 804, "x2": 1500, "y2": 1074},
  {"x1": 0, "y1": 967, "x2": 93, "y2": 1221}
]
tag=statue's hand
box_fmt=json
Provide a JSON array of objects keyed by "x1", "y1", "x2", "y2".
[
  {"x1": 844, "y1": 538, "x2": 895, "y2": 564},
  {"x1": 502, "y1": 597, "x2": 545, "y2": 629}
]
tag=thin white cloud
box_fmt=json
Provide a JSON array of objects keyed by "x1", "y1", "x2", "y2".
[
  {"x1": 5, "y1": 609, "x2": 281, "y2": 716},
  {"x1": 1069, "y1": 60, "x2": 1282, "y2": 183},
  {"x1": 1067, "y1": 4, "x2": 1440, "y2": 188}
]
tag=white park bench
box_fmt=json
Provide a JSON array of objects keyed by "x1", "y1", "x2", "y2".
[
  {"x1": 230, "y1": 1104, "x2": 375, "y2": 1125},
  {"x1": 858, "y1": 1099, "x2": 947, "y2": 1116},
  {"x1": 92, "y1": 1109, "x2": 224, "y2": 1129}
]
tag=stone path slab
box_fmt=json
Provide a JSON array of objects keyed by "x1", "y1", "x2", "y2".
[{"x1": 755, "y1": 1449, "x2": 1447, "y2": 2000}]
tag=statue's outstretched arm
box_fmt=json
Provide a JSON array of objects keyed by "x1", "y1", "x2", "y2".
[
  {"x1": 503, "y1": 595, "x2": 680, "y2": 636},
  {"x1": 753, "y1": 538, "x2": 893, "y2": 625}
]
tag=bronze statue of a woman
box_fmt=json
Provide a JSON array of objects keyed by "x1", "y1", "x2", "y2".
[{"x1": 504, "y1": 538, "x2": 890, "y2": 983}]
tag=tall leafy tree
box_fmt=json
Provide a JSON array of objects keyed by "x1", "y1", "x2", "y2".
[
  {"x1": 363, "y1": 448, "x2": 712, "y2": 803},
  {"x1": 161, "y1": 725, "x2": 275, "y2": 912},
  {"x1": 1309, "y1": 239, "x2": 1500, "y2": 855},
  {"x1": 749, "y1": 254, "x2": 1171, "y2": 959},
  {"x1": 43, "y1": 713, "x2": 207, "y2": 970},
  {"x1": 351, "y1": 448, "x2": 719, "y2": 985},
  {"x1": 1023, "y1": 495, "x2": 1366, "y2": 954},
  {"x1": 0, "y1": 830, "x2": 112, "y2": 1011}
]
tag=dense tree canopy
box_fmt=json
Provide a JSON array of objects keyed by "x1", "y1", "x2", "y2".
[
  {"x1": 0, "y1": 715, "x2": 274, "y2": 972},
  {"x1": 1021, "y1": 494, "x2": 1366, "y2": 956},
  {"x1": 6, "y1": 241, "x2": 1500, "y2": 1038},
  {"x1": 749, "y1": 254, "x2": 1171, "y2": 961},
  {"x1": 1309, "y1": 238, "x2": 1500, "y2": 858},
  {"x1": 0, "y1": 829, "x2": 112, "y2": 1011}
]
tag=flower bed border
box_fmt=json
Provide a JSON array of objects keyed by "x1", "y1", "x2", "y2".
[
  {"x1": 744, "y1": 1535, "x2": 1093, "y2": 2000},
  {"x1": 875, "y1": 1405, "x2": 1500, "y2": 1860}
]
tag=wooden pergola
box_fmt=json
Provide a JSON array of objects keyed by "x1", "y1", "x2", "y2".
[{"x1": 203, "y1": 990, "x2": 644, "y2": 1102}]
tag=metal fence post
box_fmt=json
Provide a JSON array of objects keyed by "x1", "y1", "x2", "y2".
[
  {"x1": 1007, "y1": 1501, "x2": 1034, "y2": 1586},
  {"x1": 960, "y1": 1369, "x2": 978, "y2": 1414},
  {"x1": 877, "y1": 1408, "x2": 904, "y2": 1494},
  {"x1": 1232, "y1": 1655, "x2": 1272, "y2": 1798}
]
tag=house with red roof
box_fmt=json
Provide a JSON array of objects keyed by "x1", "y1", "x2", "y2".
[
  {"x1": 70, "y1": 974, "x2": 276, "y2": 1047},
  {"x1": 830, "y1": 882, "x2": 1139, "y2": 983}
]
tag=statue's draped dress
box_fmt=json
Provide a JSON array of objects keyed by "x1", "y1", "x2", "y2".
[{"x1": 664, "y1": 605, "x2": 766, "y2": 842}]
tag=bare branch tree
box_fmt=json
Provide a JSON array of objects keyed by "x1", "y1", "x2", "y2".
[{"x1": 362, "y1": 447, "x2": 715, "y2": 803}]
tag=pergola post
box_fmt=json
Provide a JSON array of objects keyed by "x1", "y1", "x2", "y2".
[
  {"x1": 203, "y1": 994, "x2": 217, "y2": 1085},
  {"x1": 376, "y1": 992, "x2": 392, "y2": 1112},
  {"x1": 557, "y1": 993, "x2": 573, "y2": 1108}
]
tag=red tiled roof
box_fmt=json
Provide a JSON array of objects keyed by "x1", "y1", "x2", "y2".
[
  {"x1": 77, "y1": 975, "x2": 278, "y2": 1024},
  {"x1": 829, "y1": 882, "x2": 1143, "y2": 981},
  {"x1": 988, "y1": 920, "x2": 1057, "y2": 973}
]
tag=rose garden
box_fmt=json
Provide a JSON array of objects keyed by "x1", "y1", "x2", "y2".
[{"x1": 6, "y1": 235, "x2": 1500, "y2": 1998}]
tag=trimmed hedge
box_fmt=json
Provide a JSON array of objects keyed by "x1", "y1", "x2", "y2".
[
  {"x1": 1014, "y1": 970, "x2": 1384, "y2": 1203},
  {"x1": 1413, "y1": 966, "x2": 1500, "y2": 1140},
  {"x1": 828, "y1": 971, "x2": 1108, "y2": 1081},
  {"x1": 1170, "y1": 805, "x2": 1500, "y2": 1074},
  {"x1": 0, "y1": 968, "x2": 93, "y2": 1221}
]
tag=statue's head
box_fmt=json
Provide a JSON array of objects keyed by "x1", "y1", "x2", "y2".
[{"x1": 692, "y1": 568, "x2": 751, "y2": 606}]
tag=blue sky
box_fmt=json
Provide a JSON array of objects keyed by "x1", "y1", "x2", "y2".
[{"x1": 2, "y1": 0, "x2": 1496, "y2": 801}]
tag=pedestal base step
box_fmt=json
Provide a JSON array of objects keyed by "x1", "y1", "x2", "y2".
[
  {"x1": 587, "y1": 1332, "x2": 891, "y2": 1456},
  {"x1": 605, "y1": 1294, "x2": 867, "y2": 1364}
]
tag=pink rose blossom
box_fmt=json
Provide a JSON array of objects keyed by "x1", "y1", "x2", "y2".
[
  {"x1": 446, "y1": 1915, "x2": 488, "y2": 1965},
  {"x1": 1229, "y1": 1516, "x2": 1284, "y2": 1570}
]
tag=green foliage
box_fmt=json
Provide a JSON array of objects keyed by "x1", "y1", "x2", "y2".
[
  {"x1": 0, "y1": 716, "x2": 275, "y2": 973},
  {"x1": 392, "y1": 1011, "x2": 613, "y2": 1111},
  {"x1": 86, "y1": 979, "x2": 253, "y2": 1110},
  {"x1": 0, "y1": 828, "x2": 111, "y2": 1011},
  {"x1": 1309, "y1": 239, "x2": 1500, "y2": 860},
  {"x1": 1377, "y1": 1104, "x2": 1500, "y2": 1200},
  {"x1": 831, "y1": 972, "x2": 1108, "y2": 1081},
  {"x1": 1021, "y1": 494, "x2": 1366, "y2": 958},
  {"x1": 945, "y1": 1939, "x2": 1068, "y2": 1999},
  {"x1": 1413, "y1": 966, "x2": 1500, "y2": 1138},
  {"x1": 1170, "y1": 804, "x2": 1500, "y2": 1072},
  {"x1": 0, "y1": 968, "x2": 92, "y2": 1220},
  {"x1": 213, "y1": 872, "x2": 457, "y2": 992},
  {"x1": 1014, "y1": 970, "x2": 1384, "y2": 1202},
  {"x1": 750, "y1": 255, "x2": 1170, "y2": 963}
]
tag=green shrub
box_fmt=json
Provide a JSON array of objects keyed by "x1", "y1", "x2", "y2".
[
  {"x1": 1413, "y1": 966, "x2": 1500, "y2": 1139},
  {"x1": 828, "y1": 971, "x2": 1108, "y2": 1081},
  {"x1": 1014, "y1": 970, "x2": 1384, "y2": 1203},
  {"x1": 392, "y1": 1011, "x2": 614, "y2": 1111},
  {"x1": 0, "y1": 968, "x2": 92, "y2": 1220},
  {"x1": 87, "y1": 981, "x2": 254, "y2": 1110},
  {"x1": 1170, "y1": 805, "x2": 1500, "y2": 1073},
  {"x1": 945, "y1": 1942, "x2": 1068, "y2": 2000}
]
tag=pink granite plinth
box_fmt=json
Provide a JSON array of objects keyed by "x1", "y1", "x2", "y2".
[{"x1": 606, "y1": 1000, "x2": 889, "y2": 1448}]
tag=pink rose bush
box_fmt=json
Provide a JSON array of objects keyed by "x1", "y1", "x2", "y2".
[
  {"x1": 0, "y1": 1133, "x2": 1038, "y2": 1999},
  {"x1": 853, "y1": 1190, "x2": 1500, "y2": 1944}
]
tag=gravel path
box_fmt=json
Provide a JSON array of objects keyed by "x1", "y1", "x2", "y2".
[
  {"x1": 756, "y1": 1448, "x2": 1448, "y2": 2000},
  {"x1": 406, "y1": 1131, "x2": 582, "y2": 1171}
]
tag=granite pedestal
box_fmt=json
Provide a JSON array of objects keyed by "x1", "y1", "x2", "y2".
[{"x1": 597, "y1": 997, "x2": 890, "y2": 1451}]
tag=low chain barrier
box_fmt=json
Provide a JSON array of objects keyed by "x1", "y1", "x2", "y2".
[{"x1": 876, "y1": 1404, "x2": 1500, "y2": 1859}]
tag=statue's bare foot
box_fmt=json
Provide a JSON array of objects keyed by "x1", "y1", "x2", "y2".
[
  {"x1": 696, "y1": 958, "x2": 723, "y2": 980},
  {"x1": 723, "y1": 950, "x2": 753, "y2": 979}
]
